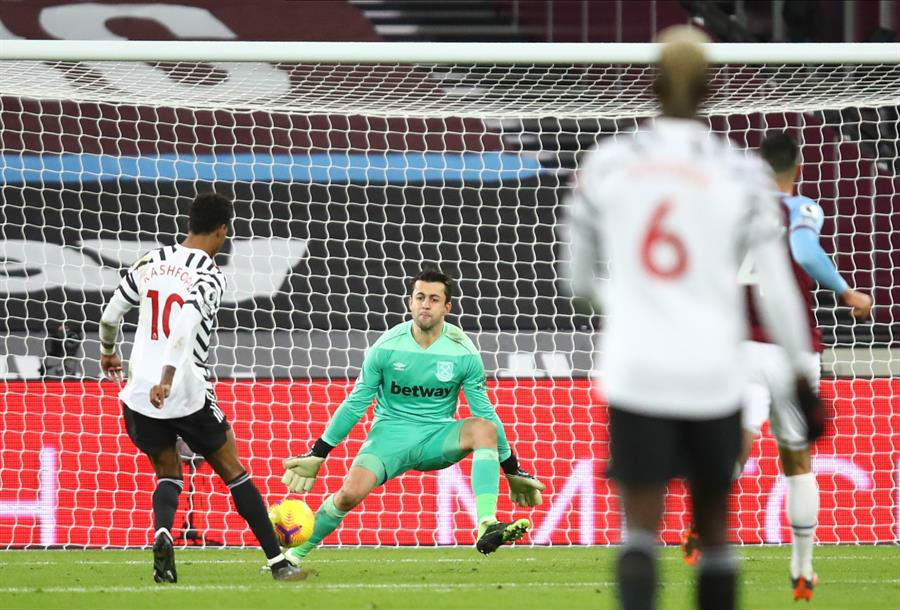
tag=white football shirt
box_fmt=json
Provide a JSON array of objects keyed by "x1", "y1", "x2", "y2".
[
  {"x1": 114, "y1": 244, "x2": 225, "y2": 419},
  {"x1": 563, "y1": 117, "x2": 810, "y2": 418}
]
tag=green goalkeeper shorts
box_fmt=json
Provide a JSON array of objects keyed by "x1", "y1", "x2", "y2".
[{"x1": 351, "y1": 419, "x2": 469, "y2": 485}]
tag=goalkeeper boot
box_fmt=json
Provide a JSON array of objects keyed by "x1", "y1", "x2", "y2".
[
  {"x1": 475, "y1": 518, "x2": 530, "y2": 555},
  {"x1": 152, "y1": 533, "x2": 177, "y2": 583},
  {"x1": 271, "y1": 562, "x2": 308, "y2": 582},
  {"x1": 680, "y1": 524, "x2": 701, "y2": 566},
  {"x1": 791, "y1": 573, "x2": 818, "y2": 602}
]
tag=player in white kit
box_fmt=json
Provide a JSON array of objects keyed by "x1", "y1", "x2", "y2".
[
  {"x1": 98, "y1": 193, "x2": 304, "y2": 582},
  {"x1": 562, "y1": 27, "x2": 823, "y2": 610},
  {"x1": 681, "y1": 132, "x2": 873, "y2": 601}
]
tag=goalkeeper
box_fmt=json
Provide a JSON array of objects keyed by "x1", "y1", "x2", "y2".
[{"x1": 282, "y1": 269, "x2": 544, "y2": 563}]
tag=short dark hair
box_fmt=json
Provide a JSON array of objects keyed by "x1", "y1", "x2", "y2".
[
  {"x1": 189, "y1": 192, "x2": 233, "y2": 234},
  {"x1": 409, "y1": 268, "x2": 454, "y2": 302},
  {"x1": 760, "y1": 132, "x2": 800, "y2": 175}
]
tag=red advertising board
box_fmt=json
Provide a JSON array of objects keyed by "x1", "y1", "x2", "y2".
[{"x1": 1, "y1": 379, "x2": 897, "y2": 547}]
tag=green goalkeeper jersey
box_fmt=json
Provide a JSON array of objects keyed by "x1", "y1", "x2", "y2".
[{"x1": 321, "y1": 320, "x2": 512, "y2": 461}]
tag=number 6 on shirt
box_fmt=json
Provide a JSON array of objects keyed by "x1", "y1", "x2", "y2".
[{"x1": 640, "y1": 200, "x2": 688, "y2": 279}]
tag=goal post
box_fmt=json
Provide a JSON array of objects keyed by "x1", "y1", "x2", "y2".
[{"x1": 0, "y1": 41, "x2": 897, "y2": 548}]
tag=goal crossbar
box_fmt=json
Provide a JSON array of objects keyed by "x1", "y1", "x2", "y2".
[{"x1": 2, "y1": 40, "x2": 899, "y2": 64}]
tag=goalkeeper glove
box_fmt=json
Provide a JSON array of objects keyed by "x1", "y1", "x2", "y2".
[
  {"x1": 795, "y1": 375, "x2": 825, "y2": 443},
  {"x1": 282, "y1": 438, "x2": 334, "y2": 493},
  {"x1": 500, "y1": 454, "x2": 546, "y2": 507}
]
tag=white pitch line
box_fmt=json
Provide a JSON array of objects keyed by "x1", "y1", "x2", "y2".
[
  {"x1": 0, "y1": 582, "x2": 612, "y2": 594},
  {"x1": 0, "y1": 578, "x2": 897, "y2": 595},
  {"x1": 0, "y1": 557, "x2": 537, "y2": 567}
]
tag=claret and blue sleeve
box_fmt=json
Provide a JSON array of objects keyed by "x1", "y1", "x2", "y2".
[{"x1": 785, "y1": 195, "x2": 850, "y2": 295}]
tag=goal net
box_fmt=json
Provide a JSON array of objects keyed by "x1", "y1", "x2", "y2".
[{"x1": 1, "y1": 41, "x2": 897, "y2": 548}]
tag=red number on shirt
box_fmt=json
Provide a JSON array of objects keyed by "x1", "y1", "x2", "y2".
[
  {"x1": 640, "y1": 200, "x2": 688, "y2": 279},
  {"x1": 147, "y1": 290, "x2": 185, "y2": 340}
]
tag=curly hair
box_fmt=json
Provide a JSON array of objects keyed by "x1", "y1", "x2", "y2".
[{"x1": 189, "y1": 192, "x2": 233, "y2": 234}]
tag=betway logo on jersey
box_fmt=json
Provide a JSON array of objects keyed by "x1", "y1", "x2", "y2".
[
  {"x1": 389, "y1": 380, "x2": 452, "y2": 398},
  {"x1": 0, "y1": 238, "x2": 307, "y2": 303}
]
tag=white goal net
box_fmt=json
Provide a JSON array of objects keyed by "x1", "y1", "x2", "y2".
[{"x1": 0, "y1": 41, "x2": 897, "y2": 548}]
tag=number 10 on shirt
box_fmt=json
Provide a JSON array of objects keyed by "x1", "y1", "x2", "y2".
[{"x1": 147, "y1": 290, "x2": 184, "y2": 340}]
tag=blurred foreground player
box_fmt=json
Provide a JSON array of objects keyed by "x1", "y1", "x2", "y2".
[
  {"x1": 681, "y1": 132, "x2": 873, "y2": 601},
  {"x1": 562, "y1": 27, "x2": 823, "y2": 610},
  {"x1": 99, "y1": 193, "x2": 305, "y2": 582}
]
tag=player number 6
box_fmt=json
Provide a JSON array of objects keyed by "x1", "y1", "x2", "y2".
[{"x1": 640, "y1": 200, "x2": 688, "y2": 279}]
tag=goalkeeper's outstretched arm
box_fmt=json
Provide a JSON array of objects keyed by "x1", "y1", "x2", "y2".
[
  {"x1": 320, "y1": 347, "x2": 384, "y2": 447},
  {"x1": 282, "y1": 347, "x2": 383, "y2": 492}
]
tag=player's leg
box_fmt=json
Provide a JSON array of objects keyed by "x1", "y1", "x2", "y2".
[
  {"x1": 287, "y1": 464, "x2": 381, "y2": 564},
  {"x1": 183, "y1": 401, "x2": 302, "y2": 580},
  {"x1": 203, "y1": 431, "x2": 297, "y2": 572},
  {"x1": 457, "y1": 418, "x2": 502, "y2": 528},
  {"x1": 422, "y1": 419, "x2": 528, "y2": 553},
  {"x1": 145, "y1": 447, "x2": 182, "y2": 583},
  {"x1": 736, "y1": 341, "x2": 774, "y2": 478},
  {"x1": 779, "y1": 444, "x2": 818, "y2": 600},
  {"x1": 145, "y1": 447, "x2": 183, "y2": 536},
  {"x1": 121, "y1": 404, "x2": 182, "y2": 583},
  {"x1": 288, "y1": 424, "x2": 417, "y2": 565},
  {"x1": 683, "y1": 410, "x2": 742, "y2": 610},
  {"x1": 768, "y1": 351, "x2": 821, "y2": 599},
  {"x1": 682, "y1": 376, "x2": 768, "y2": 565},
  {"x1": 738, "y1": 382, "x2": 770, "y2": 474},
  {"x1": 607, "y1": 407, "x2": 677, "y2": 610},
  {"x1": 619, "y1": 485, "x2": 665, "y2": 609}
]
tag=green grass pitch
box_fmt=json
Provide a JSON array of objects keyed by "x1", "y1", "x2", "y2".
[{"x1": 0, "y1": 545, "x2": 896, "y2": 609}]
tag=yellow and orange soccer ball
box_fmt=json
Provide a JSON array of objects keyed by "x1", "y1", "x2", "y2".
[{"x1": 268, "y1": 498, "x2": 315, "y2": 548}]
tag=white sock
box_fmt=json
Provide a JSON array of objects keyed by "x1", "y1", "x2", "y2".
[
  {"x1": 266, "y1": 553, "x2": 286, "y2": 567},
  {"x1": 154, "y1": 527, "x2": 172, "y2": 542},
  {"x1": 786, "y1": 472, "x2": 818, "y2": 579}
]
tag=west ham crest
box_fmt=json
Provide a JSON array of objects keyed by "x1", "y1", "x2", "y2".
[{"x1": 435, "y1": 361, "x2": 454, "y2": 382}]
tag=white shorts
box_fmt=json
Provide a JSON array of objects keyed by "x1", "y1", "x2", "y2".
[{"x1": 740, "y1": 341, "x2": 821, "y2": 451}]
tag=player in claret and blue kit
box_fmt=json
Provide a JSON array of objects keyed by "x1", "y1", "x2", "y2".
[
  {"x1": 682, "y1": 132, "x2": 873, "y2": 602},
  {"x1": 280, "y1": 269, "x2": 545, "y2": 566}
]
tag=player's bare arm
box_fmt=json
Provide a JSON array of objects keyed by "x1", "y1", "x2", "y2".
[
  {"x1": 98, "y1": 317, "x2": 124, "y2": 382},
  {"x1": 98, "y1": 265, "x2": 140, "y2": 383}
]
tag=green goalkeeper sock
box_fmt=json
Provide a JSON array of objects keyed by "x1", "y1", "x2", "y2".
[
  {"x1": 290, "y1": 494, "x2": 347, "y2": 561},
  {"x1": 471, "y1": 447, "x2": 500, "y2": 526}
]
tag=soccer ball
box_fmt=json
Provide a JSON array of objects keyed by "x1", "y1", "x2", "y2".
[{"x1": 268, "y1": 498, "x2": 315, "y2": 548}]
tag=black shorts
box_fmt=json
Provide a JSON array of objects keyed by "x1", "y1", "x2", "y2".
[
  {"x1": 123, "y1": 398, "x2": 230, "y2": 458},
  {"x1": 606, "y1": 406, "x2": 741, "y2": 492}
]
